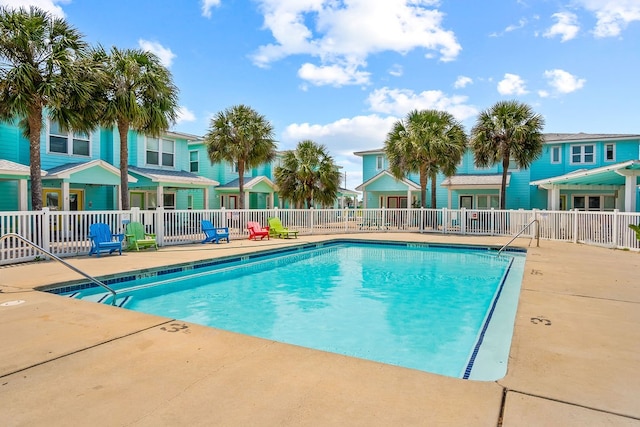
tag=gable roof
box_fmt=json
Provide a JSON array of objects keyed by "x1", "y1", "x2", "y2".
[
  {"x1": 128, "y1": 166, "x2": 219, "y2": 187},
  {"x1": 544, "y1": 133, "x2": 640, "y2": 143},
  {"x1": 44, "y1": 160, "x2": 136, "y2": 182},
  {"x1": 0, "y1": 160, "x2": 46, "y2": 177},
  {"x1": 217, "y1": 176, "x2": 277, "y2": 191},
  {"x1": 441, "y1": 174, "x2": 510, "y2": 189},
  {"x1": 356, "y1": 170, "x2": 421, "y2": 191}
]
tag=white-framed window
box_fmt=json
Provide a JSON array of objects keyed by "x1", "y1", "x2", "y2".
[
  {"x1": 570, "y1": 144, "x2": 595, "y2": 164},
  {"x1": 376, "y1": 155, "x2": 383, "y2": 171},
  {"x1": 230, "y1": 162, "x2": 239, "y2": 173},
  {"x1": 572, "y1": 195, "x2": 616, "y2": 211},
  {"x1": 146, "y1": 137, "x2": 175, "y2": 167},
  {"x1": 604, "y1": 143, "x2": 615, "y2": 162},
  {"x1": 189, "y1": 150, "x2": 199, "y2": 172},
  {"x1": 508, "y1": 159, "x2": 519, "y2": 170},
  {"x1": 163, "y1": 193, "x2": 175, "y2": 209},
  {"x1": 477, "y1": 195, "x2": 500, "y2": 209},
  {"x1": 48, "y1": 120, "x2": 90, "y2": 156},
  {"x1": 551, "y1": 146, "x2": 561, "y2": 164}
]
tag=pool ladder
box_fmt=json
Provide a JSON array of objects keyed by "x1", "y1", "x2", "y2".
[
  {"x1": 0, "y1": 233, "x2": 117, "y2": 305},
  {"x1": 497, "y1": 218, "x2": 539, "y2": 256}
]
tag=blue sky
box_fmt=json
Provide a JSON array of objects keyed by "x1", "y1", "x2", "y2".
[{"x1": 3, "y1": 0, "x2": 639, "y2": 189}]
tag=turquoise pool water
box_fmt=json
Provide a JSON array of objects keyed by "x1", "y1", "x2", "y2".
[{"x1": 56, "y1": 241, "x2": 526, "y2": 380}]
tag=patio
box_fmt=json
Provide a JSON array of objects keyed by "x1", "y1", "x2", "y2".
[{"x1": 0, "y1": 234, "x2": 638, "y2": 425}]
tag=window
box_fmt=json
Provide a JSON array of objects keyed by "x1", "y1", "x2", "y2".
[
  {"x1": 508, "y1": 159, "x2": 519, "y2": 170},
  {"x1": 376, "y1": 155, "x2": 383, "y2": 170},
  {"x1": 605, "y1": 143, "x2": 615, "y2": 162},
  {"x1": 48, "y1": 120, "x2": 90, "y2": 156},
  {"x1": 477, "y1": 195, "x2": 500, "y2": 209},
  {"x1": 573, "y1": 195, "x2": 616, "y2": 211},
  {"x1": 570, "y1": 144, "x2": 595, "y2": 164},
  {"x1": 189, "y1": 151, "x2": 199, "y2": 172},
  {"x1": 230, "y1": 162, "x2": 239, "y2": 173},
  {"x1": 146, "y1": 137, "x2": 174, "y2": 167},
  {"x1": 163, "y1": 193, "x2": 175, "y2": 209},
  {"x1": 551, "y1": 146, "x2": 561, "y2": 164}
]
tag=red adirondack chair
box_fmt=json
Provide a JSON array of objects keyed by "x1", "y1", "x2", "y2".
[{"x1": 247, "y1": 221, "x2": 269, "y2": 240}]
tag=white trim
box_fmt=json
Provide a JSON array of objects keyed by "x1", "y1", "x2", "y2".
[{"x1": 569, "y1": 143, "x2": 595, "y2": 165}]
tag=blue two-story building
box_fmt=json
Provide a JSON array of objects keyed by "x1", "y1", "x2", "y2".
[
  {"x1": 355, "y1": 133, "x2": 640, "y2": 212},
  {"x1": 0, "y1": 118, "x2": 358, "y2": 212}
]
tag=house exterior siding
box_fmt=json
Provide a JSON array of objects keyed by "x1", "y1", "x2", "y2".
[{"x1": 356, "y1": 134, "x2": 640, "y2": 212}]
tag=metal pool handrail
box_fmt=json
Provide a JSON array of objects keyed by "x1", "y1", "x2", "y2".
[
  {"x1": 0, "y1": 233, "x2": 117, "y2": 305},
  {"x1": 497, "y1": 218, "x2": 539, "y2": 256}
]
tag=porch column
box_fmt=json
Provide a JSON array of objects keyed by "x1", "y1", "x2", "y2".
[
  {"x1": 447, "y1": 189, "x2": 452, "y2": 209},
  {"x1": 61, "y1": 181, "x2": 70, "y2": 211},
  {"x1": 549, "y1": 186, "x2": 560, "y2": 210},
  {"x1": 203, "y1": 187, "x2": 209, "y2": 209},
  {"x1": 625, "y1": 174, "x2": 637, "y2": 212},
  {"x1": 244, "y1": 191, "x2": 250, "y2": 209},
  {"x1": 157, "y1": 185, "x2": 163, "y2": 207},
  {"x1": 406, "y1": 189, "x2": 411, "y2": 207},
  {"x1": 362, "y1": 191, "x2": 367, "y2": 208},
  {"x1": 18, "y1": 179, "x2": 28, "y2": 210}
]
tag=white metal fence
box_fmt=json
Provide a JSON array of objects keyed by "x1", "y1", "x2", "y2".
[{"x1": 1, "y1": 207, "x2": 639, "y2": 265}]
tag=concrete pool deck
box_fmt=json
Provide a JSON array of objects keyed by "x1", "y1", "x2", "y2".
[{"x1": 0, "y1": 233, "x2": 638, "y2": 426}]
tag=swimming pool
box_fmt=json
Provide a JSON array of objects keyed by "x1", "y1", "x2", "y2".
[{"x1": 49, "y1": 240, "x2": 526, "y2": 380}]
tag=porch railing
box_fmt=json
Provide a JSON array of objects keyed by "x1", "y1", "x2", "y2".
[{"x1": 1, "y1": 207, "x2": 639, "y2": 265}]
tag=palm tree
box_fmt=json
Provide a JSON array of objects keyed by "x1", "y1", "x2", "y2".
[
  {"x1": 275, "y1": 140, "x2": 341, "y2": 208},
  {"x1": 384, "y1": 109, "x2": 467, "y2": 208},
  {"x1": 204, "y1": 105, "x2": 276, "y2": 209},
  {"x1": 470, "y1": 100, "x2": 545, "y2": 209},
  {"x1": 96, "y1": 46, "x2": 179, "y2": 210},
  {"x1": 0, "y1": 6, "x2": 103, "y2": 210}
]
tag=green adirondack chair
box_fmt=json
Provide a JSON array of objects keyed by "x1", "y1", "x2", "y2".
[
  {"x1": 125, "y1": 221, "x2": 158, "y2": 251},
  {"x1": 267, "y1": 217, "x2": 299, "y2": 239}
]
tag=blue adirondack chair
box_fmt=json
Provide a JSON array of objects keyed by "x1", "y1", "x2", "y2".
[
  {"x1": 88, "y1": 223, "x2": 124, "y2": 257},
  {"x1": 201, "y1": 220, "x2": 230, "y2": 244}
]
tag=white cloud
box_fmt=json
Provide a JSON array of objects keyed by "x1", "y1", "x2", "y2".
[
  {"x1": 490, "y1": 18, "x2": 527, "y2": 37},
  {"x1": 366, "y1": 87, "x2": 478, "y2": 121},
  {"x1": 543, "y1": 69, "x2": 586, "y2": 94},
  {"x1": 538, "y1": 90, "x2": 550, "y2": 98},
  {"x1": 544, "y1": 12, "x2": 580, "y2": 41},
  {"x1": 281, "y1": 114, "x2": 400, "y2": 189},
  {"x1": 138, "y1": 39, "x2": 176, "y2": 68},
  {"x1": 0, "y1": 0, "x2": 68, "y2": 17},
  {"x1": 201, "y1": 0, "x2": 221, "y2": 18},
  {"x1": 176, "y1": 106, "x2": 196, "y2": 124},
  {"x1": 297, "y1": 62, "x2": 371, "y2": 87},
  {"x1": 454, "y1": 76, "x2": 473, "y2": 89},
  {"x1": 576, "y1": 0, "x2": 640, "y2": 37},
  {"x1": 388, "y1": 64, "x2": 403, "y2": 77},
  {"x1": 251, "y1": 0, "x2": 461, "y2": 86},
  {"x1": 497, "y1": 73, "x2": 528, "y2": 95}
]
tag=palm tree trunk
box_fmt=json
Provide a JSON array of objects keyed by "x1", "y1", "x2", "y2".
[
  {"x1": 28, "y1": 105, "x2": 43, "y2": 210},
  {"x1": 500, "y1": 156, "x2": 509, "y2": 209},
  {"x1": 117, "y1": 121, "x2": 130, "y2": 210},
  {"x1": 419, "y1": 165, "x2": 428, "y2": 208},
  {"x1": 430, "y1": 171, "x2": 437, "y2": 209},
  {"x1": 238, "y1": 162, "x2": 245, "y2": 209}
]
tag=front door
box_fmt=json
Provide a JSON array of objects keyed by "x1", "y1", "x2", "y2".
[
  {"x1": 43, "y1": 189, "x2": 84, "y2": 211},
  {"x1": 387, "y1": 196, "x2": 407, "y2": 208},
  {"x1": 460, "y1": 195, "x2": 473, "y2": 209}
]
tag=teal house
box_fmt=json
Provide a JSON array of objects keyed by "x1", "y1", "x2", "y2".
[
  {"x1": 0, "y1": 118, "x2": 218, "y2": 211},
  {"x1": 355, "y1": 133, "x2": 640, "y2": 212}
]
